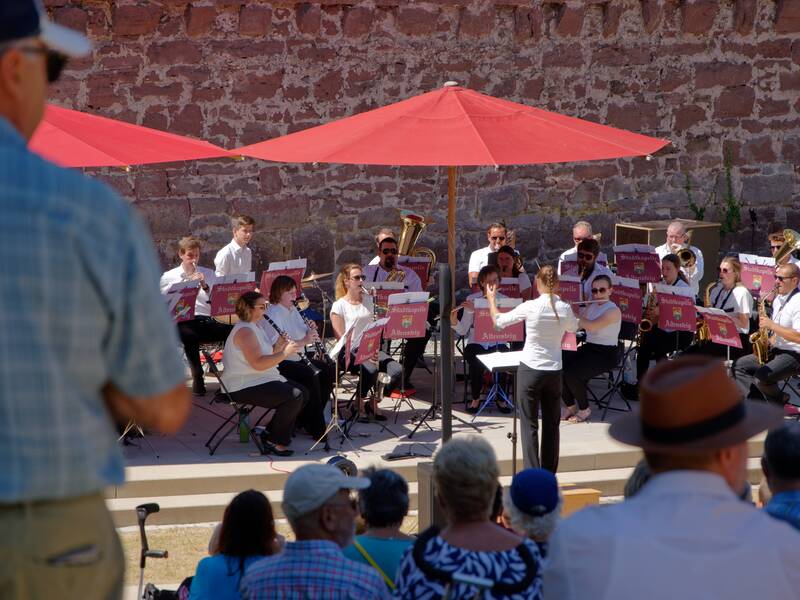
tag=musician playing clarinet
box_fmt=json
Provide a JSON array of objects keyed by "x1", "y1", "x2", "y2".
[
  {"x1": 160, "y1": 236, "x2": 232, "y2": 396},
  {"x1": 262, "y1": 275, "x2": 332, "y2": 440},
  {"x1": 330, "y1": 263, "x2": 403, "y2": 422}
]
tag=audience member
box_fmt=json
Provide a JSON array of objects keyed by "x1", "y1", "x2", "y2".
[
  {"x1": 503, "y1": 468, "x2": 561, "y2": 557},
  {"x1": 394, "y1": 437, "x2": 544, "y2": 599},
  {"x1": 0, "y1": 4, "x2": 190, "y2": 598},
  {"x1": 544, "y1": 356, "x2": 799, "y2": 599},
  {"x1": 622, "y1": 459, "x2": 652, "y2": 499},
  {"x1": 240, "y1": 464, "x2": 389, "y2": 599},
  {"x1": 343, "y1": 468, "x2": 414, "y2": 590},
  {"x1": 761, "y1": 422, "x2": 800, "y2": 532},
  {"x1": 189, "y1": 490, "x2": 280, "y2": 600}
]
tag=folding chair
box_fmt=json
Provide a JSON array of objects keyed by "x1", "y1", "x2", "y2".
[
  {"x1": 200, "y1": 348, "x2": 272, "y2": 455},
  {"x1": 588, "y1": 322, "x2": 638, "y2": 421}
]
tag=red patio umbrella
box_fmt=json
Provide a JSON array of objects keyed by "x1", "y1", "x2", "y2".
[
  {"x1": 234, "y1": 83, "x2": 670, "y2": 276},
  {"x1": 30, "y1": 104, "x2": 231, "y2": 168}
]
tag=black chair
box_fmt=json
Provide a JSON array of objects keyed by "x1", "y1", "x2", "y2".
[{"x1": 588, "y1": 322, "x2": 638, "y2": 421}]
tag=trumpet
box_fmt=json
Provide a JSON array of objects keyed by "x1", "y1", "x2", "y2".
[{"x1": 672, "y1": 229, "x2": 696, "y2": 268}]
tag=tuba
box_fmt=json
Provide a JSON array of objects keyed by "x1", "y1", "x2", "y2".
[
  {"x1": 773, "y1": 229, "x2": 800, "y2": 264},
  {"x1": 397, "y1": 210, "x2": 436, "y2": 283}
]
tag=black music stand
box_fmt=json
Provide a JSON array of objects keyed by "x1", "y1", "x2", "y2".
[{"x1": 478, "y1": 350, "x2": 524, "y2": 475}]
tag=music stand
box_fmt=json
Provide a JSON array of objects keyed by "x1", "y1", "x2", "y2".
[{"x1": 478, "y1": 350, "x2": 524, "y2": 475}]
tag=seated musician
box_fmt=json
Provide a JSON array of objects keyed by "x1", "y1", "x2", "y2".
[
  {"x1": 734, "y1": 263, "x2": 800, "y2": 411},
  {"x1": 769, "y1": 231, "x2": 800, "y2": 267},
  {"x1": 330, "y1": 263, "x2": 403, "y2": 422},
  {"x1": 557, "y1": 220, "x2": 608, "y2": 275},
  {"x1": 686, "y1": 256, "x2": 753, "y2": 359},
  {"x1": 261, "y1": 275, "x2": 334, "y2": 440},
  {"x1": 363, "y1": 237, "x2": 427, "y2": 390},
  {"x1": 495, "y1": 245, "x2": 532, "y2": 301},
  {"x1": 221, "y1": 292, "x2": 308, "y2": 457},
  {"x1": 368, "y1": 227, "x2": 396, "y2": 266},
  {"x1": 451, "y1": 265, "x2": 512, "y2": 414},
  {"x1": 655, "y1": 220, "x2": 704, "y2": 297},
  {"x1": 214, "y1": 215, "x2": 255, "y2": 277},
  {"x1": 468, "y1": 222, "x2": 508, "y2": 287},
  {"x1": 160, "y1": 236, "x2": 232, "y2": 396},
  {"x1": 562, "y1": 274, "x2": 621, "y2": 423},
  {"x1": 575, "y1": 238, "x2": 613, "y2": 302},
  {"x1": 635, "y1": 254, "x2": 694, "y2": 387}
]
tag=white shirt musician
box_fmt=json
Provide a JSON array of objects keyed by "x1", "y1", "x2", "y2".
[
  {"x1": 496, "y1": 245, "x2": 532, "y2": 301},
  {"x1": 655, "y1": 221, "x2": 704, "y2": 297},
  {"x1": 363, "y1": 237, "x2": 422, "y2": 292},
  {"x1": 574, "y1": 239, "x2": 613, "y2": 302},
  {"x1": 557, "y1": 220, "x2": 608, "y2": 275},
  {"x1": 707, "y1": 257, "x2": 753, "y2": 335},
  {"x1": 468, "y1": 222, "x2": 508, "y2": 286},
  {"x1": 160, "y1": 237, "x2": 232, "y2": 396},
  {"x1": 563, "y1": 274, "x2": 621, "y2": 423},
  {"x1": 368, "y1": 227, "x2": 395, "y2": 266},
  {"x1": 214, "y1": 216, "x2": 254, "y2": 277},
  {"x1": 486, "y1": 266, "x2": 578, "y2": 472}
]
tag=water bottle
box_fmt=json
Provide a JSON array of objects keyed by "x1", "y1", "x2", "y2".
[{"x1": 238, "y1": 408, "x2": 249, "y2": 443}]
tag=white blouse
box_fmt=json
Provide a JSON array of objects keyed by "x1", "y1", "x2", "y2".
[
  {"x1": 222, "y1": 322, "x2": 285, "y2": 393},
  {"x1": 583, "y1": 301, "x2": 621, "y2": 347},
  {"x1": 329, "y1": 295, "x2": 375, "y2": 357},
  {"x1": 708, "y1": 284, "x2": 753, "y2": 334}
]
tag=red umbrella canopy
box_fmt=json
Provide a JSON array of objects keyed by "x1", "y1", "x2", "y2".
[
  {"x1": 235, "y1": 84, "x2": 669, "y2": 166},
  {"x1": 30, "y1": 104, "x2": 231, "y2": 168}
]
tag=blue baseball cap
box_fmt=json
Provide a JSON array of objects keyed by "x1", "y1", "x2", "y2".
[
  {"x1": 0, "y1": 0, "x2": 90, "y2": 57},
  {"x1": 509, "y1": 468, "x2": 559, "y2": 517}
]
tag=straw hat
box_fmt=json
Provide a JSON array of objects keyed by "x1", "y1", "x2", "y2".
[{"x1": 609, "y1": 356, "x2": 783, "y2": 454}]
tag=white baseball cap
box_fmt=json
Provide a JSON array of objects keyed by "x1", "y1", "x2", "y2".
[{"x1": 282, "y1": 464, "x2": 370, "y2": 521}]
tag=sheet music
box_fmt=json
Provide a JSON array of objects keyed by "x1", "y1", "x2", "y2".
[
  {"x1": 268, "y1": 258, "x2": 307, "y2": 271},
  {"x1": 164, "y1": 280, "x2": 199, "y2": 294},
  {"x1": 388, "y1": 291, "x2": 430, "y2": 305},
  {"x1": 738, "y1": 253, "x2": 775, "y2": 266},
  {"x1": 654, "y1": 283, "x2": 695, "y2": 298},
  {"x1": 214, "y1": 272, "x2": 255, "y2": 285},
  {"x1": 477, "y1": 350, "x2": 524, "y2": 371},
  {"x1": 611, "y1": 275, "x2": 639, "y2": 288},
  {"x1": 614, "y1": 243, "x2": 657, "y2": 254},
  {"x1": 474, "y1": 297, "x2": 522, "y2": 309}
]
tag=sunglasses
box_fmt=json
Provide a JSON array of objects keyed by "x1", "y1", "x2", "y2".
[
  {"x1": 490, "y1": 236, "x2": 506, "y2": 241},
  {"x1": 775, "y1": 275, "x2": 798, "y2": 282},
  {"x1": 577, "y1": 252, "x2": 595, "y2": 261},
  {"x1": 591, "y1": 287, "x2": 608, "y2": 294},
  {"x1": 718, "y1": 267, "x2": 731, "y2": 274},
  {"x1": 254, "y1": 303, "x2": 267, "y2": 309},
  {"x1": 770, "y1": 245, "x2": 783, "y2": 250},
  {"x1": 12, "y1": 46, "x2": 68, "y2": 83},
  {"x1": 381, "y1": 248, "x2": 398, "y2": 255},
  {"x1": 350, "y1": 274, "x2": 366, "y2": 281}
]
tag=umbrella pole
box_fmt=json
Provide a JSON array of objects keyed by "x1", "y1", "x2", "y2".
[{"x1": 447, "y1": 166, "x2": 457, "y2": 299}]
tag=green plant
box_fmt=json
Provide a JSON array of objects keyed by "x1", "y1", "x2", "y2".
[
  {"x1": 718, "y1": 147, "x2": 743, "y2": 236},
  {"x1": 684, "y1": 174, "x2": 706, "y2": 221}
]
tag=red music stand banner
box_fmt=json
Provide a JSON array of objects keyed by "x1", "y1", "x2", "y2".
[
  {"x1": 168, "y1": 286, "x2": 199, "y2": 322},
  {"x1": 398, "y1": 256, "x2": 431, "y2": 287},
  {"x1": 561, "y1": 331, "x2": 578, "y2": 351},
  {"x1": 738, "y1": 254, "x2": 775, "y2": 299},
  {"x1": 614, "y1": 244, "x2": 661, "y2": 283},
  {"x1": 697, "y1": 308, "x2": 743, "y2": 348},
  {"x1": 368, "y1": 281, "x2": 405, "y2": 308},
  {"x1": 385, "y1": 292, "x2": 429, "y2": 339},
  {"x1": 210, "y1": 281, "x2": 258, "y2": 317},
  {"x1": 498, "y1": 277, "x2": 523, "y2": 299},
  {"x1": 558, "y1": 276, "x2": 581, "y2": 304},
  {"x1": 473, "y1": 298, "x2": 524, "y2": 343},
  {"x1": 656, "y1": 292, "x2": 697, "y2": 332},
  {"x1": 354, "y1": 318, "x2": 387, "y2": 366},
  {"x1": 611, "y1": 276, "x2": 643, "y2": 324},
  {"x1": 259, "y1": 259, "x2": 306, "y2": 300},
  {"x1": 560, "y1": 261, "x2": 579, "y2": 277}
]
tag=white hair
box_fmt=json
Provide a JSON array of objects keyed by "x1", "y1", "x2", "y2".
[
  {"x1": 503, "y1": 488, "x2": 561, "y2": 542},
  {"x1": 573, "y1": 221, "x2": 593, "y2": 235},
  {"x1": 667, "y1": 220, "x2": 686, "y2": 235}
]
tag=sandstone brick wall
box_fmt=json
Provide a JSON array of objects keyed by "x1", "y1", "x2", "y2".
[{"x1": 46, "y1": 0, "x2": 800, "y2": 288}]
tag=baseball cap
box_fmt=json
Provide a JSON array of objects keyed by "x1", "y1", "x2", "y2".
[
  {"x1": 0, "y1": 0, "x2": 90, "y2": 57},
  {"x1": 282, "y1": 464, "x2": 370, "y2": 521},
  {"x1": 509, "y1": 468, "x2": 560, "y2": 517}
]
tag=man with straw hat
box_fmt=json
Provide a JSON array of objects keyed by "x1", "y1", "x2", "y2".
[{"x1": 543, "y1": 356, "x2": 800, "y2": 600}]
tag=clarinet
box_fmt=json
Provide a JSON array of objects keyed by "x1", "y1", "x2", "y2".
[
  {"x1": 263, "y1": 311, "x2": 321, "y2": 376},
  {"x1": 292, "y1": 298, "x2": 329, "y2": 362}
]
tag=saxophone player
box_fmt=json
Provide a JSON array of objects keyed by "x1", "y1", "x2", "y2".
[{"x1": 734, "y1": 263, "x2": 800, "y2": 413}]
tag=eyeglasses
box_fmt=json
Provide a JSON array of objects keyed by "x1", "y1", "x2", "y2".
[
  {"x1": 591, "y1": 287, "x2": 608, "y2": 294},
  {"x1": 350, "y1": 275, "x2": 366, "y2": 281},
  {"x1": 254, "y1": 304, "x2": 267, "y2": 309},
  {"x1": 577, "y1": 252, "x2": 595, "y2": 261},
  {"x1": 381, "y1": 248, "x2": 398, "y2": 255},
  {"x1": 6, "y1": 46, "x2": 68, "y2": 83},
  {"x1": 775, "y1": 275, "x2": 797, "y2": 282},
  {"x1": 490, "y1": 236, "x2": 506, "y2": 241}
]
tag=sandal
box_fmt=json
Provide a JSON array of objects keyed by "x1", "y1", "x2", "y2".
[
  {"x1": 496, "y1": 400, "x2": 512, "y2": 414},
  {"x1": 567, "y1": 408, "x2": 591, "y2": 424},
  {"x1": 561, "y1": 405, "x2": 578, "y2": 421}
]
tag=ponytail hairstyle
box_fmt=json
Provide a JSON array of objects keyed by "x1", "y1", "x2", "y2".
[
  {"x1": 335, "y1": 263, "x2": 362, "y2": 300},
  {"x1": 662, "y1": 254, "x2": 689, "y2": 285},
  {"x1": 536, "y1": 265, "x2": 560, "y2": 320}
]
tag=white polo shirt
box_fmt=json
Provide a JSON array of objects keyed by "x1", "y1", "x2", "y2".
[
  {"x1": 772, "y1": 289, "x2": 800, "y2": 353},
  {"x1": 214, "y1": 239, "x2": 252, "y2": 277},
  {"x1": 160, "y1": 265, "x2": 216, "y2": 317},
  {"x1": 468, "y1": 245, "x2": 493, "y2": 275},
  {"x1": 655, "y1": 243, "x2": 704, "y2": 297}
]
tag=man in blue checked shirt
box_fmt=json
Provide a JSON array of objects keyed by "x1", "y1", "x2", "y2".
[
  {"x1": 0, "y1": 2, "x2": 190, "y2": 599},
  {"x1": 762, "y1": 423, "x2": 800, "y2": 532},
  {"x1": 240, "y1": 464, "x2": 390, "y2": 600}
]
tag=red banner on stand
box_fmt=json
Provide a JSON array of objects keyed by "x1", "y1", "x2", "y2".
[
  {"x1": 355, "y1": 322, "x2": 385, "y2": 366},
  {"x1": 702, "y1": 312, "x2": 743, "y2": 348},
  {"x1": 210, "y1": 281, "x2": 258, "y2": 317},
  {"x1": 398, "y1": 257, "x2": 431, "y2": 287},
  {"x1": 498, "y1": 278, "x2": 522, "y2": 298},
  {"x1": 561, "y1": 331, "x2": 577, "y2": 351},
  {"x1": 558, "y1": 278, "x2": 581, "y2": 304},
  {"x1": 611, "y1": 285, "x2": 643, "y2": 324},
  {"x1": 740, "y1": 263, "x2": 775, "y2": 299},
  {"x1": 473, "y1": 307, "x2": 524, "y2": 343},
  {"x1": 656, "y1": 293, "x2": 697, "y2": 332},
  {"x1": 560, "y1": 261, "x2": 579, "y2": 277},
  {"x1": 259, "y1": 267, "x2": 305, "y2": 300},
  {"x1": 616, "y1": 252, "x2": 661, "y2": 283},
  {"x1": 385, "y1": 302, "x2": 428, "y2": 339},
  {"x1": 169, "y1": 287, "x2": 200, "y2": 322}
]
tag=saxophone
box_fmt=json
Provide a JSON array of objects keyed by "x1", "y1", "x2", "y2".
[
  {"x1": 639, "y1": 288, "x2": 657, "y2": 334},
  {"x1": 749, "y1": 284, "x2": 778, "y2": 365},
  {"x1": 696, "y1": 280, "x2": 717, "y2": 343}
]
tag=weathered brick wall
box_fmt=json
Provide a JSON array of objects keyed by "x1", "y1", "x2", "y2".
[{"x1": 46, "y1": 0, "x2": 800, "y2": 287}]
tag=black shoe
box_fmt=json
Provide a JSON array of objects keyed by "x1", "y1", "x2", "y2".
[
  {"x1": 620, "y1": 382, "x2": 638, "y2": 402},
  {"x1": 466, "y1": 402, "x2": 480, "y2": 414},
  {"x1": 496, "y1": 400, "x2": 512, "y2": 414},
  {"x1": 258, "y1": 432, "x2": 293, "y2": 457},
  {"x1": 192, "y1": 380, "x2": 206, "y2": 396}
]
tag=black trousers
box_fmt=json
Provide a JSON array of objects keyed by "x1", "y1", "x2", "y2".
[
  {"x1": 517, "y1": 365, "x2": 562, "y2": 473},
  {"x1": 563, "y1": 343, "x2": 619, "y2": 411},
  {"x1": 399, "y1": 301, "x2": 437, "y2": 384},
  {"x1": 227, "y1": 380, "x2": 307, "y2": 446},
  {"x1": 682, "y1": 333, "x2": 750, "y2": 361},
  {"x1": 463, "y1": 343, "x2": 508, "y2": 401},
  {"x1": 177, "y1": 317, "x2": 232, "y2": 385},
  {"x1": 636, "y1": 327, "x2": 693, "y2": 381},
  {"x1": 733, "y1": 349, "x2": 800, "y2": 405},
  {"x1": 338, "y1": 350, "x2": 403, "y2": 399},
  {"x1": 277, "y1": 356, "x2": 334, "y2": 439}
]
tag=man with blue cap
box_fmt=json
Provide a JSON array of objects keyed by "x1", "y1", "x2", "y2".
[{"x1": 503, "y1": 468, "x2": 562, "y2": 556}]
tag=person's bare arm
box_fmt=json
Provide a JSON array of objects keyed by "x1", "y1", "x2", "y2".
[
  {"x1": 580, "y1": 306, "x2": 621, "y2": 332},
  {"x1": 103, "y1": 382, "x2": 190, "y2": 435},
  {"x1": 331, "y1": 313, "x2": 345, "y2": 339},
  {"x1": 237, "y1": 327, "x2": 297, "y2": 371}
]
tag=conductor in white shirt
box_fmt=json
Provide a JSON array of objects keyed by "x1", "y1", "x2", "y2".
[
  {"x1": 544, "y1": 355, "x2": 797, "y2": 600},
  {"x1": 486, "y1": 265, "x2": 578, "y2": 472},
  {"x1": 655, "y1": 220, "x2": 704, "y2": 297},
  {"x1": 468, "y1": 222, "x2": 508, "y2": 286},
  {"x1": 214, "y1": 214, "x2": 254, "y2": 277},
  {"x1": 160, "y1": 236, "x2": 232, "y2": 396}
]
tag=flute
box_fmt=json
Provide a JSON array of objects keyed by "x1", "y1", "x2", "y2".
[
  {"x1": 263, "y1": 311, "x2": 321, "y2": 376},
  {"x1": 292, "y1": 298, "x2": 329, "y2": 362}
]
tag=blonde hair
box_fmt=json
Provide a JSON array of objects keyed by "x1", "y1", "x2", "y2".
[
  {"x1": 178, "y1": 236, "x2": 202, "y2": 255},
  {"x1": 536, "y1": 265, "x2": 560, "y2": 320},
  {"x1": 720, "y1": 256, "x2": 743, "y2": 285},
  {"x1": 433, "y1": 436, "x2": 499, "y2": 523},
  {"x1": 335, "y1": 263, "x2": 362, "y2": 300},
  {"x1": 231, "y1": 215, "x2": 255, "y2": 230}
]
